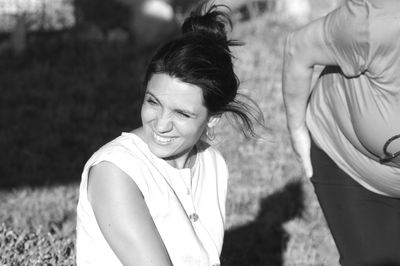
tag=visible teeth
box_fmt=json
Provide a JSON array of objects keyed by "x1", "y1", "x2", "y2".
[{"x1": 153, "y1": 132, "x2": 173, "y2": 143}]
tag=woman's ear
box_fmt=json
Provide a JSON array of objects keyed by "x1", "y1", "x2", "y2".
[{"x1": 207, "y1": 115, "x2": 220, "y2": 128}]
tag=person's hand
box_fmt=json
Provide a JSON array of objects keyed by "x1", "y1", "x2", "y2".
[{"x1": 289, "y1": 124, "x2": 313, "y2": 178}]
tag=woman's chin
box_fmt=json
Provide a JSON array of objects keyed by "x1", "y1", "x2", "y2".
[{"x1": 147, "y1": 141, "x2": 174, "y2": 158}]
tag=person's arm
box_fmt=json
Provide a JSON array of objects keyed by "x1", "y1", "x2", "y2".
[
  {"x1": 87, "y1": 161, "x2": 173, "y2": 266},
  {"x1": 282, "y1": 17, "x2": 337, "y2": 178}
]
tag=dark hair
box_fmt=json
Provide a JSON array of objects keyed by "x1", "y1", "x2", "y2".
[{"x1": 144, "y1": 1, "x2": 265, "y2": 138}]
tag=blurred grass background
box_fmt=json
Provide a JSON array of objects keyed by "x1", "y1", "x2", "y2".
[
  {"x1": 0, "y1": 0, "x2": 340, "y2": 265},
  {"x1": 0, "y1": 41, "x2": 145, "y2": 188}
]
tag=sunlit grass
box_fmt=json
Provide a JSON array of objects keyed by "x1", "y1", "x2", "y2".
[{"x1": 219, "y1": 13, "x2": 339, "y2": 265}]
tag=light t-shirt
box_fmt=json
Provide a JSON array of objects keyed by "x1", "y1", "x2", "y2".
[
  {"x1": 306, "y1": 0, "x2": 400, "y2": 197},
  {"x1": 76, "y1": 132, "x2": 228, "y2": 266}
]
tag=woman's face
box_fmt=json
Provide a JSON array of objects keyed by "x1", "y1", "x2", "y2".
[{"x1": 141, "y1": 73, "x2": 214, "y2": 164}]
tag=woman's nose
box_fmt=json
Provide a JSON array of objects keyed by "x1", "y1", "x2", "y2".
[{"x1": 154, "y1": 111, "x2": 173, "y2": 133}]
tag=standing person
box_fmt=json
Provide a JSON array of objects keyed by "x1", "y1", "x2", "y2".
[
  {"x1": 76, "y1": 2, "x2": 264, "y2": 266},
  {"x1": 282, "y1": 0, "x2": 400, "y2": 265}
]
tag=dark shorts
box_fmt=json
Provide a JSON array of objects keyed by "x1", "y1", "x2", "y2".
[{"x1": 310, "y1": 140, "x2": 400, "y2": 266}]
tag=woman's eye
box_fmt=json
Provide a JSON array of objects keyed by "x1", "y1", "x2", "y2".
[
  {"x1": 177, "y1": 111, "x2": 191, "y2": 118},
  {"x1": 146, "y1": 98, "x2": 157, "y2": 105}
]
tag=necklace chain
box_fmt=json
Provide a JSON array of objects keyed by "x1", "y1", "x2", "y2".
[{"x1": 179, "y1": 169, "x2": 192, "y2": 195}]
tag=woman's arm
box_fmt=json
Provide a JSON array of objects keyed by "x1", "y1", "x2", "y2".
[
  {"x1": 282, "y1": 17, "x2": 336, "y2": 178},
  {"x1": 87, "y1": 161, "x2": 173, "y2": 266}
]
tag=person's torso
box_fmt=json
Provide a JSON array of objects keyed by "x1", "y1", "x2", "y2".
[
  {"x1": 307, "y1": 0, "x2": 400, "y2": 196},
  {"x1": 76, "y1": 133, "x2": 228, "y2": 266}
]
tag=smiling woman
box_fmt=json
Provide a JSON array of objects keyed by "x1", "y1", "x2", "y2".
[
  {"x1": 138, "y1": 74, "x2": 212, "y2": 168},
  {"x1": 75, "y1": 1, "x2": 265, "y2": 266}
]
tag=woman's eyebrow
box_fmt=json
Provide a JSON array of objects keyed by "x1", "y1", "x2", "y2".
[{"x1": 146, "y1": 90, "x2": 198, "y2": 117}]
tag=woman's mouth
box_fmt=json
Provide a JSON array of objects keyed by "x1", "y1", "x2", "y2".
[{"x1": 153, "y1": 132, "x2": 175, "y2": 144}]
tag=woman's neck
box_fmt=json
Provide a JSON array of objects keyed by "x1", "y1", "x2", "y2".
[
  {"x1": 130, "y1": 127, "x2": 197, "y2": 169},
  {"x1": 165, "y1": 146, "x2": 197, "y2": 169}
]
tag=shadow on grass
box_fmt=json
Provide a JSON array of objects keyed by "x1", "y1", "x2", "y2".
[
  {"x1": 0, "y1": 40, "x2": 155, "y2": 190},
  {"x1": 221, "y1": 180, "x2": 305, "y2": 266}
]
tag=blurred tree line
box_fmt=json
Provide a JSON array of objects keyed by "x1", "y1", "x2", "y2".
[
  {"x1": 0, "y1": 0, "x2": 341, "y2": 56},
  {"x1": 0, "y1": 0, "x2": 189, "y2": 55}
]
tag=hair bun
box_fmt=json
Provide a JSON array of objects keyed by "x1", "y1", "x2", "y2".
[{"x1": 181, "y1": 3, "x2": 232, "y2": 41}]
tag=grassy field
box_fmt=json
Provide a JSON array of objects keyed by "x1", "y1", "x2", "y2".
[{"x1": 0, "y1": 5, "x2": 340, "y2": 266}]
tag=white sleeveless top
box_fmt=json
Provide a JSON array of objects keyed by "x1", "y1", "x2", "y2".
[{"x1": 76, "y1": 132, "x2": 228, "y2": 266}]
